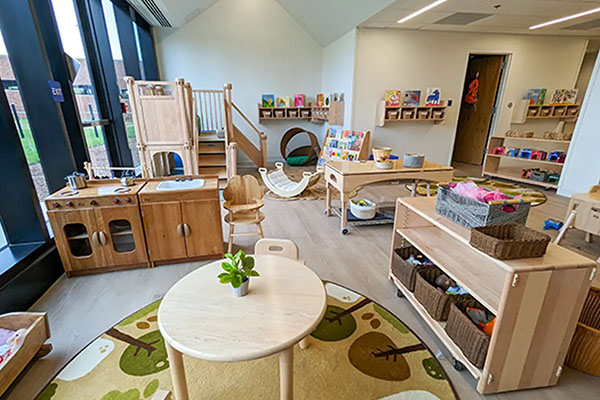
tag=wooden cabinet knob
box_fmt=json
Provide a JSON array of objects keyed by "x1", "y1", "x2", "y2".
[
  {"x1": 183, "y1": 224, "x2": 190, "y2": 237},
  {"x1": 176, "y1": 224, "x2": 184, "y2": 238},
  {"x1": 98, "y1": 231, "x2": 107, "y2": 246},
  {"x1": 92, "y1": 231, "x2": 99, "y2": 246}
]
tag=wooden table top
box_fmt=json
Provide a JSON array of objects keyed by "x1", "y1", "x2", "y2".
[
  {"x1": 326, "y1": 160, "x2": 453, "y2": 175},
  {"x1": 158, "y1": 255, "x2": 327, "y2": 362}
]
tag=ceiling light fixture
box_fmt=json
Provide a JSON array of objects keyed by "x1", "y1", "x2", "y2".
[
  {"x1": 397, "y1": 0, "x2": 448, "y2": 24},
  {"x1": 530, "y1": 7, "x2": 600, "y2": 30}
]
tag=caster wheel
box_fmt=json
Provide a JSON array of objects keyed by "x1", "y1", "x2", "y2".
[
  {"x1": 324, "y1": 209, "x2": 330, "y2": 216},
  {"x1": 341, "y1": 228, "x2": 349, "y2": 235},
  {"x1": 453, "y1": 359, "x2": 465, "y2": 372},
  {"x1": 396, "y1": 289, "x2": 404, "y2": 298}
]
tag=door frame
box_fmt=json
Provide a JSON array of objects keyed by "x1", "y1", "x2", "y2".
[{"x1": 451, "y1": 52, "x2": 512, "y2": 165}]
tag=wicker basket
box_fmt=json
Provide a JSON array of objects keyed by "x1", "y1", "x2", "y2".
[
  {"x1": 469, "y1": 224, "x2": 551, "y2": 259},
  {"x1": 435, "y1": 185, "x2": 531, "y2": 229},
  {"x1": 445, "y1": 297, "x2": 492, "y2": 369},
  {"x1": 414, "y1": 266, "x2": 453, "y2": 321},
  {"x1": 391, "y1": 247, "x2": 425, "y2": 292},
  {"x1": 566, "y1": 287, "x2": 600, "y2": 376}
]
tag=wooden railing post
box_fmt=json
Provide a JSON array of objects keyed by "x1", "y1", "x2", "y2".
[
  {"x1": 226, "y1": 142, "x2": 238, "y2": 179},
  {"x1": 223, "y1": 83, "x2": 233, "y2": 145},
  {"x1": 260, "y1": 133, "x2": 267, "y2": 167}
]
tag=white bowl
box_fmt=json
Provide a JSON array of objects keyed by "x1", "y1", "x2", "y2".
[{"x1": 350, "y1": 199, "x2": 377, "y2": 220}]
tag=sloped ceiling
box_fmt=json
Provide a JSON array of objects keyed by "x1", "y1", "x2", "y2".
[{"x1": 274, "y1": 0, "x2": 396, "y2": 46}]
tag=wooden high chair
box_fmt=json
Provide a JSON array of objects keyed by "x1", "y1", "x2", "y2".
[
  {"x1": 223, "y1": 175, "x2": 265, "y2": 253},
  {"x1": 255, "y1": 238, "x2": 299, "y2": 260}
]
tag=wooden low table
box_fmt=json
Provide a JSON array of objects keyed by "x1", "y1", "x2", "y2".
[
  {"x1": 324, "y1": 160, "x2": 453, "y2": 234},
  {"x1": 158, "y1": 255, "x2": 327, "y2": 400}
]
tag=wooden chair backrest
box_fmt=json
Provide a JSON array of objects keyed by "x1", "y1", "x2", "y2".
[
  {"x1": 589, "y1": 185, "x2": 600, "y2": 194},
  {"x1": 255, "y1": 239, "x2": 299, "y2": 260},
  {"x1": 223, "y1": 175, "x2": 264, "y2": 206}
]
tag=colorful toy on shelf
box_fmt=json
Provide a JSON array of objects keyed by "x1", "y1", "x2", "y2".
[
  {"x1": 543, "y1": 218, "x2": 564, "y2": 230},
  {"x1": 531, "y1": 151, "x2": 548, "y2": 161},
  {"x1": 530, "y1": 170, "x2": 548, "y2": 182},
  {"x1": 506, "y1": 148, "x2": 520, "y2": 157},
  {"x1": 492, "y1": 146, "x2": 505, "y2": 155},
  {"x1": 546, "y1": 172, "x2": 561, "y2": 185},
  {"x1": 520, "y1": 149, "x2": 533, "y2": 159},
  {"x1": 558, "y1": 154, "x2": 566, "y2": 163},
  {"x1": 548, "y1": 151, "x2": 566, "y2": 162}
]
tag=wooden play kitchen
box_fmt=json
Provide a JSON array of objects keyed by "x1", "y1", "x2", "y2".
[
  {"x1": 46, "y1": 177, "x2": 223, "y2": 276},
  {"x1": 324, "y1": 160, "x2": 453, "y2": 234},
  {"x1": 389, "y1": 197, "x2": 596, "y2": 394}
]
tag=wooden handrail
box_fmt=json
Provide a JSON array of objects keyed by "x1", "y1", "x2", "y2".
[{"x1": 231, "y1": 102, "x2": 266, "y2": 139}]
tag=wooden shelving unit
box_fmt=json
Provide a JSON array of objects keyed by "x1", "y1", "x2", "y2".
[
  {"x1": 390, "y1": 197, "x2": 596, "y2": 394},
  {"x1": 258, "y1": 101, "x2": 344, "y2": 125},
  {"x1": 482, "y1": 135, "x2": 570, "y2": 189},
  {"x1": 376, "y1": 100, "x2": 450, "y2": 126},
  {"x1": 525, "y1": 104, "x2": 580, "y2": 120}
]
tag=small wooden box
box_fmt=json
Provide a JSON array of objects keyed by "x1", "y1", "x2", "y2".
[
  {"x1": 261, "y1": 110, "x2": 272, "y2": 118},
  {"x1": 288, "y1": 110, "x2": 298, "y2": 118},
  {"x1": 402, "y1": 110, "x2": 415, "y2": 120},
  {"x1": 388, "y1": 110, "x2": 399, "y2": 120}
]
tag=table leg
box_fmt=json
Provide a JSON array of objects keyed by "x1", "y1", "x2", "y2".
[
  {"x1": 411, "y1": 180, "x2": 418, "y2": 197},
  {"x1": 555, "y1": 210, "x2": 576, "y2": 245},
  {"x1": 279, "y1": 346, "x2": 293, "y2": 400},
  {"x1": 426, "y1": 183, "x2": 431, "y2": 197},
  {"x1": 325, "y1": 181, "x2": 332, "y2": 216},
  {"x1": 299, "y1": 337, "x2": 310, "y2": 349},
  {"x1": 340, "y1": 192, "x2": 349, "y2": 235},
  {"x1": 166, "y1": 342, "x2": 189, "y2": 400}
]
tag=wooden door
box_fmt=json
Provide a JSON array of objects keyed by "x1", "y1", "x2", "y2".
[
  {"x1": 453, "y1": 55, "x2": 504, "y2": 165},
  {"x1": 181, "y1": 199, "x2": 224, "y2": 258},
  {"x1": 48, "y1": 209, "x2": 106, "y2": 272},
  {"x1": 140, "y1": 201, "x2": 187, "y2": 262},
  {"x1": 95, "y1": 205, "x2": 149, "y2": 267}
]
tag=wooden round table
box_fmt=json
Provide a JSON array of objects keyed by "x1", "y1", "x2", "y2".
[{"x1": 158, "y1": 255, "x2": 327, "y2": 400}]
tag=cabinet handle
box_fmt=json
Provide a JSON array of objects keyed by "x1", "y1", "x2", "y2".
[
  {"x1": 176, "y1": 224, "x2": 184, "y2": 238},
  {"x1": 92, "y1": 231, "x2": 100, "y2": 246},
  {"x1": 183, "y1": 223, "x2": 190, "y2": 237},
  {"x1": 98, "y1": 231, "x2": 107, "y2": 246}
]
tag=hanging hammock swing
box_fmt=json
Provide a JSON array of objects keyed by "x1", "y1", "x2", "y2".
[{"x1": 259, "y1": 162, "x2": 323, "y2": 198}]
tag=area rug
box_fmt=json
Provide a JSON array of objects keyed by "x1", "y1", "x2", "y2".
[
  {"x1": 37, "y1": 283, "x2": 457, "y2": 400},
  {"x1": 409, "y1": 177, "x2": 547, "y2": 206}
]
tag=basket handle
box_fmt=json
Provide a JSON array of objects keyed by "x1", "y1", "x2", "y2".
[{"x1": 489, "y1": 198, "x2": 527, "y2": 205}]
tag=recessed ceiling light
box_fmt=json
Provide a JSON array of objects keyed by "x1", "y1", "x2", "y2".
[
  {"x1": 397, "y1": 0, "x2": 448, "y2": 24},
  {"x1": 530, "y1": 7, "x2": 600, "y2": 30}
]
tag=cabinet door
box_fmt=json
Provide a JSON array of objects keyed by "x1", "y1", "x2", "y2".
[
  {"x1": 95, "y1": 206, "x2": 148, "y2": 267},
  {"x1": 181, "y1": 199, "x2": 223, "y2": 257},
  {"x1": 48, "y1": 209, "x2": 106, "y2": 272},
  {"x1": 141, "y1": 201, "x2": 187, "y2": 261}
]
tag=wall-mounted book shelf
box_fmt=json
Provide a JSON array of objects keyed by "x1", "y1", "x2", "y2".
[
  {"x1": 376, "y1": 100, "x2": 449, "y2": 126},
  {"x1": 258, "y1": 101, "x2": 344, "y2": 125},
  {"x1": 512, "y1": 100, "x2": 580, "y2": 124}
]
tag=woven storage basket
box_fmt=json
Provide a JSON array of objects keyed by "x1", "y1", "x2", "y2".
[
  {"x1": 470, "y1": 224, "x2": 551, "y2": 259},
  {"x1": 435, "y1": 185, "x2": 531, "y2": 229},
  {"x1": 414, "y1": 266, "x2": 453, "y2": 321},
  {"x1": 445, "y1": 297, "x2": 492, "y2": 369},
  {"x1": 391, "y1": 247, "x2": 425, "y2": 292},
  {"x1": 566, "y1": 287, "x2": 600, "y2": 376}
]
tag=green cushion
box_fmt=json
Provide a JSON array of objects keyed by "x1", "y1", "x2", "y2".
[{"x1": 286, "y1": 155, "x2": 316, "y2": 166}]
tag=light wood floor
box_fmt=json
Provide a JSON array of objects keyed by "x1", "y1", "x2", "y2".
[{"x1": 4, "y1": 168, "x2": 599, "y2": 400}]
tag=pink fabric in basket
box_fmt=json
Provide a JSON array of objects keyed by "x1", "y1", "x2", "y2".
[{"x1": 449, "y1": 181, "x2": 520, "y2": 213}]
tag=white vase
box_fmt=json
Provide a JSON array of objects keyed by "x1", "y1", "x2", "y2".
[{"x1": 232, "y1": 279, "x2": 249, "y2": 297}]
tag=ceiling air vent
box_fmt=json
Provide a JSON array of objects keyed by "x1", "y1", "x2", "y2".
[
  {"x1": 563, "y1": 19, "x2": 600, "y2": 30},
  {"x1": 140, "y1": 0, "x2": 171, "y2": 27},
  {"x1": 434, "y1": 13, "x2": 493, "y2": 25},
  {"x1": 127, "y1": 0, "x2": 172, "y2": 27}
]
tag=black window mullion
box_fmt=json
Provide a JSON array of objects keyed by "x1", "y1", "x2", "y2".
[
  {"x1": 75, "y1": 0, "x2": 133, "y2": 168},
  {"x1": 0, "y1": 90, "x2": 48, "y2": 244},
  {"x1": 113, "y1": 2, "x2": 142, "y2": 79},
  {"x1": 136, "y1": 23, "x2": 160, "y2": 80}
]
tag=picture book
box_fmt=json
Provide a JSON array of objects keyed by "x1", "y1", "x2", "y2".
[
  {"x1": 550, "y1": 89, "x2": 566, "y2": 105},
  {"x1": 385, "y1": 90, "x2": 401, "y2": 107},
  {"x1": 525, "y1": 89, "x2": 547, "y2": 105},
  {"x1": 316, "y1": 93, "x2": 325, "y2": 107},
  {"x1": 324, "y1": 94, "x2": 331, "y2": 107},
  {"x1": 294, "y1": 94, "x2": 305, "y2": 108},
  {"x1": 319, "y1": 128, "x2": 366, "y2": 164},
  {"x1": 562, "y1": 89, "x2": 578, "y2": 104},
  {"x1": 276, "y1": 96, "x2": 290, "y2": 108},
  {"x1": 426, "y1": 88, "x2": 441, "y2": 106},
  {"x1": 261, "y1": 94, "x2": 275, "y2": 108},
  {"x1": 403, "y1": 90, "x2": 421, "y2": 106}
]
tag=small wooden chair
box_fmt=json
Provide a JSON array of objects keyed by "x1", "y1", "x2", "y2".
[
  {"x1": 255, "y1": 238, "x2": 299, "y2": 260},
  {"x1": 223, "y1": 175, "x2": 265, "y2": 253}
]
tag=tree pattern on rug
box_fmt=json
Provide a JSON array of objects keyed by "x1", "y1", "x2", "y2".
[
  {"x1": 119, "y1": 330, "x2": 169, "y2": 376},
  {"x1": 311, "y1": 305, "x2": 357, "y2": 341},
  {"x1": 423, "y1": 357, "x2": 447, "y2": 380}
]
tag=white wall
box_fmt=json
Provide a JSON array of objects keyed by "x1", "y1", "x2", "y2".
[
  {"x1": 322, "y1": 29, "x2": 356, "y2": 130},
  {"x1": 352, "y1": 28, "x2": 588, "y2": 164},
  {"x1": 559, "y1": 54, "x2": 600, "y2": 197},
  {"x1": 154, "y1": 0, "x2": 323, "y2": 163}
]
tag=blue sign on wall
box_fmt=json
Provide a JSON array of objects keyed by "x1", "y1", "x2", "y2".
[{"x1": 48, "y1": 80, "x2": 64, "y2": 102}]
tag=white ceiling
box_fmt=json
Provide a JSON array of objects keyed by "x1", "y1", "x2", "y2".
[{"x1": 361, "y1": 0, "x2": 600, "y2": 37}]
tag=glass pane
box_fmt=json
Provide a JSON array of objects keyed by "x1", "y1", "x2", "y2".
[
  {"x1": 109, "y1": 219, "x2": 135, "y2": 252},
  {"x1": 101, "y1": 0, "x2": 140, "y2": 168},
  {"x1": 0, "y1": 30, "x2": 50, "y2": 203},
  {"x1": 64, "y1": 223, "x2": 92, "y2": 256},
  {"x1": 0, "y1": 222, "x2": 7, "y2": 250},
  {"x1": 51, "y1": 0, "x2": 112, "y2": 170}
]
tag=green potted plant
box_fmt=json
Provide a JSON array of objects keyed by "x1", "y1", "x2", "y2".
[{"x1": 217, "y1": 250, "x2": 260, "y2": 297}]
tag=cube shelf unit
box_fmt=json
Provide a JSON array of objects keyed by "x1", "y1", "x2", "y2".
[
  {"x1": 390, "y1": 197, "x2": 596, "y2": 394},
  {"x1": 512, "y1": 100, "x2": 580, "y2": 123},
  {"x1": 258, "y1": 101, "x2": 344, "y2": 125},
  {"x1": 483, "y1": 135, "x2": 570, "y2": 189},
  {"x1": 385, "y1": 105, "x2": 447, "y2": 124}
]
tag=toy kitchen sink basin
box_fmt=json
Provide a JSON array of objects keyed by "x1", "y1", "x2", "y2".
[{"x1": 157, "y1": 178, "x2": 205, "y2": 191}]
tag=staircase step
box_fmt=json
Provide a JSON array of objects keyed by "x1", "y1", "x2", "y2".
[
  {"x1": 198, "y1": 133, "x2": 225, "y2": 142},
  {"x1": 199, "y1": 142, "x2": 225, "y2": 154},
  {"x1": 199, "y1": 154, "x2": 226, "y2": 167},
  {"x1": 199, "y1": 166, "x2": 227, "y2": 179}
]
